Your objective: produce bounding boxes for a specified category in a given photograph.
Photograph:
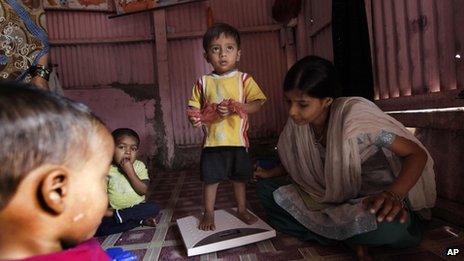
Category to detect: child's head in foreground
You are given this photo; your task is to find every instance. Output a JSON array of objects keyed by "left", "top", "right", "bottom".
[
  {"left": 112, "top": 128, "right": 140, "bottom": 165},
  {"left": 0, "top": 83, "right": 114, "bottom": 259},
  {"left": 203, "top": 23, "right": 241, "bottom": 75}
]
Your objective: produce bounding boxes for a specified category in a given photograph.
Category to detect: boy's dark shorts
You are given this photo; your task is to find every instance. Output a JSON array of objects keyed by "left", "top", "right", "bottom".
[{"left": 200, "top": 146, "right": 253, "bottom": 184}]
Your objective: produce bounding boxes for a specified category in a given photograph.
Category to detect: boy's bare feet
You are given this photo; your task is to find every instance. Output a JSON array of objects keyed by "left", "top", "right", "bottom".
[
  {"left": 198, "top": 211, "right": 215, "bottom": 231},
  {"left": 237, "top": 209, "right": 258, "bottom": 225},
  {"left": 355, "top": 245, "right": 373, "bottom": 261},
  {"left": 142, "top": 217, "right": 157, "bottom": 227}
]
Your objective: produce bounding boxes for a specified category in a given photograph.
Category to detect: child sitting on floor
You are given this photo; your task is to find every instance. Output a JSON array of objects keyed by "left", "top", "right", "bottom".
[
  {"left": 0, "top": 83, "right": 113, "bottom": 260},
  {"left": 96, "top": 128, "right": 159, "bottom": 236}
]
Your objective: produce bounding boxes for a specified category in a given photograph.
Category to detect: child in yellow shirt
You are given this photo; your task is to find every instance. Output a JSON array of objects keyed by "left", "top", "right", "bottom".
[{"left": 188, "top": 23, "right": 267, "bottom": 231}]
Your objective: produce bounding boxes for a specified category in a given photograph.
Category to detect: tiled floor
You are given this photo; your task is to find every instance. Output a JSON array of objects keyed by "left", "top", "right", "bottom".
[{"left": 96, "top": 171, "right": 464, "bottom": 260}]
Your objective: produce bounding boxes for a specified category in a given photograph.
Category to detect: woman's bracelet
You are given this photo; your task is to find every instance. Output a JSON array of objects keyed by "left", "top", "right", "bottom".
[
  {"left": 30, "top": 64, "right": 51, "bottom": 81},
  {"left": 382, "top": 190, "right": 406, "bottom": 208}
]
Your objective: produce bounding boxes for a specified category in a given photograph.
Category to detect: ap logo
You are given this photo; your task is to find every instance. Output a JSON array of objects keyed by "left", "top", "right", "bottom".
[{"left": 446, "top": 248, "right": 460, "bottom": 256}]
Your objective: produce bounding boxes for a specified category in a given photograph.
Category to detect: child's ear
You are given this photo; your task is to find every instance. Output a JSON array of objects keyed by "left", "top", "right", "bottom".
[
  {"left": 237, "top": 49, "right": 241, "bottom": 62},
  {"left": 38, "top": 167, "right": 69, "bottom": 215}
]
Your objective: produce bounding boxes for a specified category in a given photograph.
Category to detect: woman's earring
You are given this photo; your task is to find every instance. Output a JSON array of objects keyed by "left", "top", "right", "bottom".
[{"left": 326, "top": 98, "right": 333, "bottom": 107}]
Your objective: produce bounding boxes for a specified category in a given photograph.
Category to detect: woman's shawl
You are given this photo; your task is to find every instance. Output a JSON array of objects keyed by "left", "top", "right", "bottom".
[
  {"left": 277, "top": 97, "right": 436, "bottom": 211},
  {"left": 0, "top": 0, "right": 49, "bottom": 82}
]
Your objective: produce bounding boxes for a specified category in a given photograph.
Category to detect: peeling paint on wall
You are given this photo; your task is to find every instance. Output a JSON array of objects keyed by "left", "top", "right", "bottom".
[
  {"left": 63, "top": 88, "right": 157, "bottom": 166},
  {"left": 151, "top": 83, "right": 171, "bottom": 170},
  {"left": 110, "top": 82, "right": 156, "bottom": 101}
]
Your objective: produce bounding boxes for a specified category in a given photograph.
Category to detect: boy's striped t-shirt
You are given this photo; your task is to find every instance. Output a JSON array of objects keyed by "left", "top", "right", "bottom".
[{"left": 188, "top": 70, "right": 266, "bottom": 147}]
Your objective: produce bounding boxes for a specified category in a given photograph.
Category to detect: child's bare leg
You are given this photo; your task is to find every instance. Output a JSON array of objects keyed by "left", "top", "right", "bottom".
[
  {"left": 199, "top": 182, "right": 219, "bottom": 231},
  {"left": 105, "top": 207, "right": 114, "bottom": 217},
  {"left": 232, "top": 181, "right": 258, "bottom": 225}
]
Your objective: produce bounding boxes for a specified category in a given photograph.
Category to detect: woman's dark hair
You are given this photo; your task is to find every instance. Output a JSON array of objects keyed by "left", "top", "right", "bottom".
[
  {"left": 203, "top": 23, "right": 241, "bottom": 51},
  {"left": 112, "top": 128, "right": 140, "bottom": 146},
  {"left": 283, "top": 55, "right": 342, "bottom": 98},
  {"left": 0, "top": 82, "right": 106, "bottom": 210}
]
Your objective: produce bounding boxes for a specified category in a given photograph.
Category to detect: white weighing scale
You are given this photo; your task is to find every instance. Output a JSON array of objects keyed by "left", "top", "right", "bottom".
[{"left": 176, "top": 208, "right": 276, "bottom": 257}]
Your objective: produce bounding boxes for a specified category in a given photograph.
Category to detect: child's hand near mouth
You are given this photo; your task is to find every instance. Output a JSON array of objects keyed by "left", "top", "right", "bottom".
[{"left": 119, "top": 157, "right": 135, "bottom": 176}]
